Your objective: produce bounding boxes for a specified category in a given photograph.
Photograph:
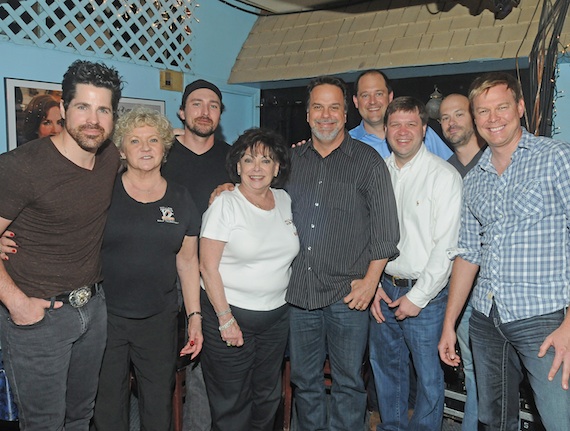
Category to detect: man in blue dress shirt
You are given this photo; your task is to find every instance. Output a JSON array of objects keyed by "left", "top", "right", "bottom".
[{"left": 349, "top": 69, "right": 452, "bottom": 160}]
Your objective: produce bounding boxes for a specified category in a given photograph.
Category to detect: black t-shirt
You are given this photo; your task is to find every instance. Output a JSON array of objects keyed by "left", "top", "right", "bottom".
[
  {"left": 161, "top": 138, "right": 231, "bottom": 216},
  {"left": 101, "top": 175, "right": 201, "bottom": 318}
]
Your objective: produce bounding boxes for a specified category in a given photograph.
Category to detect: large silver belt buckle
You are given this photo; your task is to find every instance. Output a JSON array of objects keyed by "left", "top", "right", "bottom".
[{"left": 68, "top": 286, "right": 92, "bottom": 308}]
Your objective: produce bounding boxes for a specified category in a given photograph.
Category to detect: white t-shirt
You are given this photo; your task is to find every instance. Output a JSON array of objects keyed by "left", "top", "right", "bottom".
[{"left": 200, "top": 186, "right": 300, "bottom": 311}]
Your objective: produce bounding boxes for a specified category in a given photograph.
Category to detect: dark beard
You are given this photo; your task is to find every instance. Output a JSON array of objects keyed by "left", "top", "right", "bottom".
[
  {"left": 66, "top": 124, "right": 108, "bottom": 152},
  {"left": 447, "top": 128, "right": 474, "bottom": 148},
  {"left": 188, "top": 125, "right": 215, "bottom": 138},
  {"left": 185, "top": 117, "right": 215, "bottom": 138}
]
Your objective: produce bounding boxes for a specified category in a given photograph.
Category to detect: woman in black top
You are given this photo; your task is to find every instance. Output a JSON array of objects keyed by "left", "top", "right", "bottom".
[{"left": 93, "top": 108, "right": 202, "bottom": 431}]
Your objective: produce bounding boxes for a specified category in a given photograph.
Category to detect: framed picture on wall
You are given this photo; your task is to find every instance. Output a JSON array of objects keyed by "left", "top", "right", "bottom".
[
  {"left": 5, "top": 77, "right": 166, "bottom": 151},
  {"left": 5, "top": 78, "right": 63, "bottom": 151}
]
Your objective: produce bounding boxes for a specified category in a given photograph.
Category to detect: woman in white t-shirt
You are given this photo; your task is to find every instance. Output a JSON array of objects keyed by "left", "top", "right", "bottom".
[{"left": 200, "top": 128, "right": 299, "bottom": 431}]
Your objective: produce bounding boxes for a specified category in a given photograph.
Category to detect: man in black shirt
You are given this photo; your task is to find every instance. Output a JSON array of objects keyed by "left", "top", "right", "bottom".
[
  {"left": 161, "top": 79, "right": 230, "bottom": 431},
  {"left": 162, "top": 79, "right": 231, "bottom": 216},
  {"left": 441, "top": 94, "right": 486, "bottom": 178},
  {"left": 437, "top": 93, "right": 486, "bottom": 431}
]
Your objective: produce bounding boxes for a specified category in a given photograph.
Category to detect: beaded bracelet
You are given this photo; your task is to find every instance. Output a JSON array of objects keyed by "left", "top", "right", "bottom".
[
  {"left": 216, "top": 307, "right": 232, "bottom": 317},
  {"left": 187, "top": 311, "right": 202, "bottom": 320},
  {"left": 218, "top": 317, "right": 236, "bottom": 332}
]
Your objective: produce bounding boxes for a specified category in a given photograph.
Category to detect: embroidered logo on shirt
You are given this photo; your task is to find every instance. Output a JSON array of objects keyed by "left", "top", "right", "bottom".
[
  {"left": 285, "top": 218, "right": 298, "bottom": 236},
  {"left": 157, "top": 206, "right": 179, "bottom": 224}
]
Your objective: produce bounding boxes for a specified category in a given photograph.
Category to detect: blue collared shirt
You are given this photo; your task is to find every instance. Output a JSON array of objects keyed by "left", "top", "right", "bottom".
[
  {"left": 349, "top": 121, "right": 453, "bottom": 160},
  {"left": 456, "top": 129, "right": 570, "bottom": 323}
]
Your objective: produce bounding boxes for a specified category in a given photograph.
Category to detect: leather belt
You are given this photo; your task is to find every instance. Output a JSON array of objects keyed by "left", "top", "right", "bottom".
[
  {"left": 387, "top": 275, "right": 417, "bottom": 288},
  {"left": 52, "top": 283, "right": 98, "bottom": 308}
]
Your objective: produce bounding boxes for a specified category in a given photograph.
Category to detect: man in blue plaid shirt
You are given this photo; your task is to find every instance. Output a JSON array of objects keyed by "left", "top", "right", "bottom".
[{"left": 438, "top": 72, "right": 570, "bottom": 431}]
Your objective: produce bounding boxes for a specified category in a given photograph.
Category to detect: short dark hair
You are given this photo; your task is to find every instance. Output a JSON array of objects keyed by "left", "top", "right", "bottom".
[
  {"left": 22, "top": 94, "right": 61, "bottom": 142},
  {"left": 61, "top": 60, "right": 123, "bottom": 120},
  {"left": 354, "top": 69, "right": 393, "bottom": 96},
  {"left": 306, "top": 76, "right": 348, "bottom": 112},
  {"left": 468, "top": 72, "right": 523, "bottom": 106},
  {"left": 384, "top": 96, "right": 428, "bottom": 126},
  {"left": 226, "top": 128, "right": 291, "bottom": 188}
]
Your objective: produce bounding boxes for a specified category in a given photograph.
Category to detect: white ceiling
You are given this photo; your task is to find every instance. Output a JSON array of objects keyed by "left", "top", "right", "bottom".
[{"left": 234, "top": 0, "right": 350, "bottom": 14}]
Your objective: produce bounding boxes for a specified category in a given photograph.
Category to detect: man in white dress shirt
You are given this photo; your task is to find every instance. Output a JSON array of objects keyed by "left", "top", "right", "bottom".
[{"left": 369, "top": 96, "right": 463, "bottom": 431}]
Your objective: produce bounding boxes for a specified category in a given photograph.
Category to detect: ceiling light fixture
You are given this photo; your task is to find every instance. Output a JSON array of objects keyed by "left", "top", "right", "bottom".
[{"left": 494, "top": 0, "right": 520, "bottom": 19}]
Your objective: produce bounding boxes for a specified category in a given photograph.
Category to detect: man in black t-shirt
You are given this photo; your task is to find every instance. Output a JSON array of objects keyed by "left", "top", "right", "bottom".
[
  {"left": 161, "top": 79, "right": 230, "bottom": 431},
  {"left": 162, "top": 79, "right": 230, "bottom": 215}
]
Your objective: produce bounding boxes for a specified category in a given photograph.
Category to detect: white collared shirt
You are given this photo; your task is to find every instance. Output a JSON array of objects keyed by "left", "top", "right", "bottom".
[{"left": 385, "top": 144, "right": 463, "bottom": 308}]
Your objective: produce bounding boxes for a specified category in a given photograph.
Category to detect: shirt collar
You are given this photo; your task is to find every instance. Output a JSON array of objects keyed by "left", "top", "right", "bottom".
[
  {"left": 298, "top": 130, "right": 354, "bottom": 158},
  {"left": 386, "top": 142, "right": 427, "bottom": 171},
  {"left": 352, "top": 121, "right": 374, "bottom": 138},
  {"left": 477, "top": 127, "right": 530, "bottom": 173},
  {"left": 518, "top": 128, "right": 536, "bottom": 150}
]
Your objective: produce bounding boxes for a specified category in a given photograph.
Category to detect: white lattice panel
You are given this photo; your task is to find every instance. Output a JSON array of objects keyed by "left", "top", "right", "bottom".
[{"left": 0, "top": 0, "right": 195, "bottom": 71}]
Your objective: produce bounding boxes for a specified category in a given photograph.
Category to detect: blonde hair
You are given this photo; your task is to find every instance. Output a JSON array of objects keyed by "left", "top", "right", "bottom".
[
  {"left": 113, "top": 107, "right": 174, "bottom": 164},
  {"left": 468, "top": 72, "right": 523, "bottom": 106}
]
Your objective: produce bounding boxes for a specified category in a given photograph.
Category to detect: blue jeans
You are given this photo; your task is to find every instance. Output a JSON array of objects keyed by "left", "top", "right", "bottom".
[
  {"left": 456, "top": 303, "right": 478, "bottom": 431},
  {"left": 0, "top": 288, "right": 107, "bottom": 431},
  {"left": 289, "top": 300, "right": 369, "bottom": 431},
  {"left": 470, "top": 305, "right": 570, "bottom": 431},
  {"left": 369, "top": 277, "right": 447, "bottom": 431}
]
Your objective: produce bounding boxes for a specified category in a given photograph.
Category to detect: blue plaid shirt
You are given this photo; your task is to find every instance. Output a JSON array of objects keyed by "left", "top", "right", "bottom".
[{"left": 456, "top": 129, "right": 570, "bottom": 323}]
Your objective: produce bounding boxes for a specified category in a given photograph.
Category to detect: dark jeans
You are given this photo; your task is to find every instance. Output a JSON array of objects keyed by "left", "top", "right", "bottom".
[
  {"left": 369, "top": 277, "right": 447, "bottom": 431},
  {"left": 456, "top": 303, "right": 478, "bottom": 431},
  {"left": 470, "top": 305, "right": 570, "bottom": 431},
  {"left": 0, "top": 288, "right": 107, "bottom": 431},
  {"left": 93, "top": 304, "right": 178, "bottom": 431},
  {"left": 289, "top": 300, "right": 369, "bottom": 431},
  {"left": 183, "top": 359, "right": 211, "bottom": 431},
  {"left": 201, "top": 291, "right": 289, "bottom": 431}
]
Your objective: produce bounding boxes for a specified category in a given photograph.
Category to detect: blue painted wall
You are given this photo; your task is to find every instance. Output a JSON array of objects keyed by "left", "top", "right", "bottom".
[
  {"left": 554, "top": 58, "right": 570, "bottom": 142},
  {"left": 0, "top": 1, "right": 259, "bottom": 153}
]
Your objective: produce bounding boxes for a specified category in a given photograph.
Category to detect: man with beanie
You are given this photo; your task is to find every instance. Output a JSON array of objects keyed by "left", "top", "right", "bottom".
[
  {"left": 162, "top": 79, "right": 230, "bottom": 431},
  {"left": 163, "top": 79, "right": 230, "bottom": 216}
]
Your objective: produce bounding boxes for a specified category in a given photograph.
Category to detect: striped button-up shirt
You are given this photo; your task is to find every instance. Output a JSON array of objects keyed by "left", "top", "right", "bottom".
[
  {"left": 457, "top": 129, "right": 570, "bottom": 323},
  {"left": 285, "top": 132, "right": 400, "bottom": 310}
]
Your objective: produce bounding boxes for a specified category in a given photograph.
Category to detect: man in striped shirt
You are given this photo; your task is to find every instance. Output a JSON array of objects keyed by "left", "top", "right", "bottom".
[{"left": 285, "top": 76, "right": 400, "bottom": 431}]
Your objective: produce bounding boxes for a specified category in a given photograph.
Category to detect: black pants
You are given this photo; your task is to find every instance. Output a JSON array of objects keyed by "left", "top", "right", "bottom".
[
  {"left": 93, "top": 305, "right": 178, "bottom": 431},
  {"left": 200, "top": 290, "right": 289, "bottom": 431}
]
